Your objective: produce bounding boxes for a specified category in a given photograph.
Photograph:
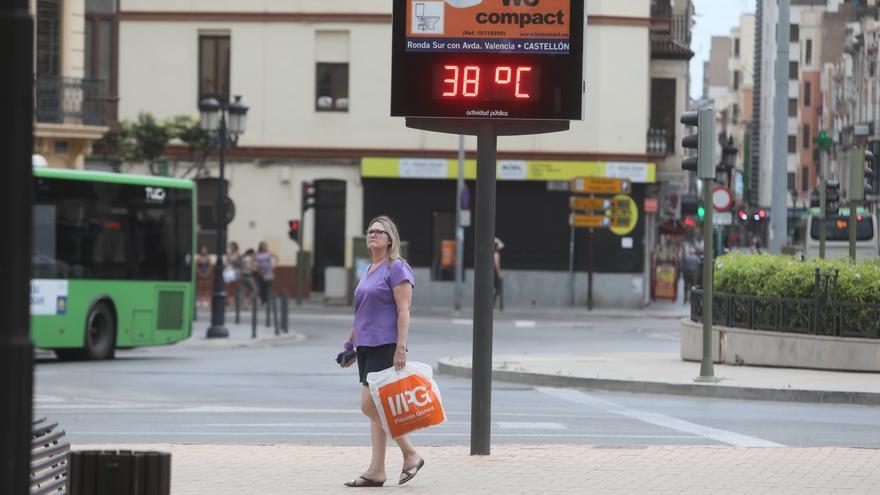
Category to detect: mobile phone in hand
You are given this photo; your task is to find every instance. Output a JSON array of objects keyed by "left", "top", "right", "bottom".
[{"left": 336, "top": 349, "right": 356, "bottom": 366}]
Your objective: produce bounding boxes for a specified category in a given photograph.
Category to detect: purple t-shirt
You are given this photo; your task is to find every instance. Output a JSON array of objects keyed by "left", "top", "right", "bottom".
[{"left": 353, "top": 259, "right": 415, "bottom": 348}]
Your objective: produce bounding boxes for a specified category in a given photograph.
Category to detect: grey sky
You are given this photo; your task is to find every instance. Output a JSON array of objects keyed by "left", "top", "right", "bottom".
[{"left": 689, "top": 0, "right": 756, "bottom": 100}]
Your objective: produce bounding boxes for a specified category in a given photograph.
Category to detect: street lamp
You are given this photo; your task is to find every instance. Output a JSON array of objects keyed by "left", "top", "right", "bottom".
[{"left": 199, "top": 95, "right": 249, "bottom": 338}]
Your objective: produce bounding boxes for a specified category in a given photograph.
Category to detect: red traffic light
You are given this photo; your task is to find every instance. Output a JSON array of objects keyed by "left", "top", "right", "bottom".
[
  {"left": 738, "top": 210, "right": 748, "bottom": 221},
  {"left": 288, "top": 219, "right": 301, "bottom": 243},
  {"left": 758, "top": 209, "right": 766, "bottom": 219},
  {"left": 683, "top": 217, "right": 696, "bottom": 227},
  {"left": 857, "top": 214, "right": 863, "bottom": 221}
]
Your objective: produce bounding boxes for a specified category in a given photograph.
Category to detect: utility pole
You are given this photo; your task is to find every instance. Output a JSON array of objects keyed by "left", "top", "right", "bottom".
[
  {"left": 0, "top": 1, "right": 35, "bottom": 493},
  {"left": 770, "top": 0, "right": 790, "bottom": 254}
]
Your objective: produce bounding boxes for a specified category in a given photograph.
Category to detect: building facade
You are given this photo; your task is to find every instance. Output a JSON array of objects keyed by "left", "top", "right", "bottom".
[
  {"left": 109, "top": 0, "right": 694, "bottom": 308},
  {"left": 30, "top": 0, "right": 114, "bottom": 169}
]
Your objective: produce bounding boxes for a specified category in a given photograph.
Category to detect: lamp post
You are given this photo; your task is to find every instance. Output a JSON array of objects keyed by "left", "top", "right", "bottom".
[{"left": 199, "top": 95, "right": 249, "bottom": 338}]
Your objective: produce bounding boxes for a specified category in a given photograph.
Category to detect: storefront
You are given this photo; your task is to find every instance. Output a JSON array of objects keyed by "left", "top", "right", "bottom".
[{"left": 361, "top": 157, "right": 656, "bottom": 308}]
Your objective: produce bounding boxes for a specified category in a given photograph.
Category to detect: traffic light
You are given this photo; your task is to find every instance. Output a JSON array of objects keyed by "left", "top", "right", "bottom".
[
  {"left": 737, "top": 209, "right": 748, "bottom": 222},
  {"left": 301, "top": 181, "right": 316, "bottom": 213},
  {"left": 826, "top": 179, "right": 840, "bottom": 216},
  {"left": 288, "top": 219, "right": 301, "bottom": 244},
  {"left": 680, "top": 107, "right": 716, "bottom": 179},
  {"left": 849, "top": 147, "right": 874, "bottom": 201},
  {"left": 696, "top": 205, "right": 705, "bottom": 219}
]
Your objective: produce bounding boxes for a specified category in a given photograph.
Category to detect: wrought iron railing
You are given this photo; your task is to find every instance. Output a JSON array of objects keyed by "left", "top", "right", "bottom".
[
  {"left": 690, "top": 268, "right": 880, "bottom": 339},
  {"left": 35, "top": 76, "right": 108, "bottom": 127},
  {"left": 647, "top": 128, "right": 672, "bottom": 155}
]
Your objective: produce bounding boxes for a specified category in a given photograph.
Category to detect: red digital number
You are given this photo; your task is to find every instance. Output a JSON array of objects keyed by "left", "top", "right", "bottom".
[
  {"left": 463, "top": 66, "right": 480, "bottom": 97},
  {"left": 441, "top": 64, "right": 533, "bottom": 99},
  {"left": 442, "top": 65, "right": 459, "bottom": 97}
]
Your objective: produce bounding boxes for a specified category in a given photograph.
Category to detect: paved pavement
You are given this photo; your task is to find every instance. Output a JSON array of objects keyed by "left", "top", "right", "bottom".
[
  {"left": 60, "top": 302, "right": 880, "bottom": 493},
  {"left": 75, "top": 443, "right": 880, "bottom": 494}
]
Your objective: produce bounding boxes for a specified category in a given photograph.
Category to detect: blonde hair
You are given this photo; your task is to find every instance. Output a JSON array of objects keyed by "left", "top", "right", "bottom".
[{"left": 368, "top": 215, "right": 403, "bottom": 266}]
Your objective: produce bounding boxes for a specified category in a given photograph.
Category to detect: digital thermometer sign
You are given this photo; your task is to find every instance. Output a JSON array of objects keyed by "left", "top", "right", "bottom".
[{"left": 391, "top": 0, "right": 584, "bottom": 120}]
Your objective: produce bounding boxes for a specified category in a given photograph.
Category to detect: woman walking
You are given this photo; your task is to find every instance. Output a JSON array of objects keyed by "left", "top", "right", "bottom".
[
  {"left": 254, "top": 241, "right": 278, "bottom": 306},
  {"left": 341, "top": 216, "right": 424, "bottom": 487}
]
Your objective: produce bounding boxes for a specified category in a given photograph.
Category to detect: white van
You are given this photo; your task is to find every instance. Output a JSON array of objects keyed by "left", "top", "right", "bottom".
[{"left": 803, "top": 211, "right": 878, "bottom": 260}]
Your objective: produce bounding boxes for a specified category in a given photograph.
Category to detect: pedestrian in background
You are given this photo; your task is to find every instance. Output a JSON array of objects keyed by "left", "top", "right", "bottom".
[
  {"left": 240, "top": 248, "right": 257, "bottom": 309},
  {"left": 493, "top": 238, "right": 504, "bottom": 311},
  {"left": 196, "top": 246, "right": 212, "bottom": 308},
  {"left": 225, "top": 241, "right": 242, "bottom": 306},
  {"left": 341, "top": 215, "right": 424, "bottom": 487},
  {"left": 255, "top": 241, "right": 278, "bottom": 305}
]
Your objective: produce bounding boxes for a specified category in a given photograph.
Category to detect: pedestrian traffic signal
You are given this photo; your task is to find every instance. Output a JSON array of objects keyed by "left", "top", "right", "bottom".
[
  {"left": 288, "top": 219, "right": 301, "bottom": 244},
  {"left": 826, "top": 179, "right": 840, "bottom": 216},
  {"left": 849, "top": 147, "right": 874, "bottom": 201},
  {"left": 680, "top": 107, "right": 716, "bottom": 179},
  {"left": 302, "top": 181, "right": 316, "bottom": 213}
]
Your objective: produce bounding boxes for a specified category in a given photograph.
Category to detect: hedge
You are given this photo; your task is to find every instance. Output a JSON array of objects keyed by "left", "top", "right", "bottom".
[{"left": 713, "top": 253, "right": 880, "bottom": 304}]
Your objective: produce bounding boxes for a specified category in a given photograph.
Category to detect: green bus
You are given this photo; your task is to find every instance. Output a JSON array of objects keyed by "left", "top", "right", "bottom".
[{"left": 31, "top": 168, "right": 196, "bottom": 359}]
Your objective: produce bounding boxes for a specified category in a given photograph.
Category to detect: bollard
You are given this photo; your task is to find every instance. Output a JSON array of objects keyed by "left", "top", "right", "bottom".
[
  {"left": 251, "top": 295, "right": 258, "bottom": 339},
  {"left": 271, "top": 293, "right": 280, "bottom": 336},
  {"left": 281, "top": 292, "right": 289, "bottom": 333},
  {"left": 69, "top": 450, "right": 171, "bottom": 495},
  {"left": 234, "top": 285, "right": 242, "bottom": 324},
  {"left": 265, "top": 294, "right": 271, "bottom": 328}
]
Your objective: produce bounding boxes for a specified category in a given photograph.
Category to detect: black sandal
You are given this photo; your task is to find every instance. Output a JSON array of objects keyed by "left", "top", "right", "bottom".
[
  {"left": 398, "top": 458, "right": 425, "bottom": 485},
  {"left": 344, "top": 476, "right": 385, "bottom": 487}
]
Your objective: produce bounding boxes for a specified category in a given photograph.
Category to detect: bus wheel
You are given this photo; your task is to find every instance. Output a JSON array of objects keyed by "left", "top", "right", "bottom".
[{"left": 84, "top": 302, "right": 116, "bottom": 360}]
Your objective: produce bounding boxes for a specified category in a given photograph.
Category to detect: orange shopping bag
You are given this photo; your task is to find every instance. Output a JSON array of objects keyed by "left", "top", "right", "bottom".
[{"left": 366, "top": 361, "right": 446, "bottom": 439}]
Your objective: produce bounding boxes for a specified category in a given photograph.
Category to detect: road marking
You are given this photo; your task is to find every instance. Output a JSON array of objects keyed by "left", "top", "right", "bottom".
[
  {"left": 452, "top": 319, "right": 472, "bottom": 325},
  {"left": 536, "top": 387, "right": 786, "bottom": 448},
  {"left": 514, "top": 321, "right": 537, "bottom": 328},
  {"left": 495, "top": 421, "right": 564, "bottom": 430},
  {"left": 204, "top": 421, "right": 567, "bottom": 430},
  {"left": 69, "top": 431, "right": 695, "bottom": 439}
]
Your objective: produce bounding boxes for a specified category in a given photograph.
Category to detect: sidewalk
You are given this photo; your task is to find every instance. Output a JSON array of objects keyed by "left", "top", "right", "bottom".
[
  {"left": 75, "top": 443, "right": 880, "bottom": 494},
  {"left": 181, "top": 309, "right": 305, "bottom": 349},
  {"left": 438, "top": 351, "right": 880, "bottom": 405}
]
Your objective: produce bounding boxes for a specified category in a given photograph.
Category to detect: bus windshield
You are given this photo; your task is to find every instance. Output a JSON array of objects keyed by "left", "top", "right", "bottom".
[{"left": 809, "top": 215, "right": 874, "bottom": 241}]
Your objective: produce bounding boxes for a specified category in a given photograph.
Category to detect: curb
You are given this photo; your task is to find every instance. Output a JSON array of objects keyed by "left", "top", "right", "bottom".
[
  {"left": 175, "top": 331, "right": 306, "bottom": 350},
  {"left": 437, "top": 359, "right": 880, "bottom": 406}
]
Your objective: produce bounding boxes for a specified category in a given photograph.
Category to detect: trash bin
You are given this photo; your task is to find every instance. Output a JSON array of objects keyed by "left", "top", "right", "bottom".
[{"left": 69, "top": 450, "right": 171, "bottom": 495}]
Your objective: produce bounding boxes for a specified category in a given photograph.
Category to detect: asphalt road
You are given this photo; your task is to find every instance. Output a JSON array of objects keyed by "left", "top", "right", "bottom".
[{"left": 33, "top": 311, "right": 880, "bottom": 449}]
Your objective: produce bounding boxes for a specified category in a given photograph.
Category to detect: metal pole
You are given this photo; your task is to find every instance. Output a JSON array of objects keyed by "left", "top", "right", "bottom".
[
  {"left": 696, "top": 178, "right": 717, "bottom": 381},
  {"left": 207, "top": 109, "right": 229, "bottom": 338},
  {"left": 251, "top": 296, "right": 258, "bottom": 339},
  {"left": 819, "top": 150, "right": 827, "bottom": 259},
  {"left": 769, "top": 0, "right": 791, "bottom": 254},
  {"left": 234, "top": 285, "right": 242, "bottom": 324},
  {"left": 471, "top": 121, "right": 496, "bottom": 456},
  {"left": 587, "top": 228, "right": 594, "bottom": 310},
  {"left": 850, "top": 198, "right": 858, "bottom": 262},
  {"left": 0, "top": 1, "right": 34, "bottom": 492},
  {"left": 281, "top": 292, "right": 289, "bottom": 333},
  {"left": 568, "top": 222, "right": 575, "bottom": 306},
  {"left": 455, "top": 135, "right": 465, "bottom": 312}
]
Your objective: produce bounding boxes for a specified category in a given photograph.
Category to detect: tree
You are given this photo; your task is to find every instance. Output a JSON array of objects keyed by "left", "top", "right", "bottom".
[{"left": 94, "top": 112, "right": 213, "bottom": 177}]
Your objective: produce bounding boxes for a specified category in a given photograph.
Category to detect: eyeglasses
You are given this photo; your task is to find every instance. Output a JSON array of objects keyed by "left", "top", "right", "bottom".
[{"left": 366, "top": 229, "right": 388, "bottom": 237}]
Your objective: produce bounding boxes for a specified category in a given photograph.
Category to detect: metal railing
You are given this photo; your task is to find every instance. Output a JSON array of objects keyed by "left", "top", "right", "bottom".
[
  {"left": 35, "top": 76, "right": 109, "bottom": 127},
  {"left": 690, "top": 268, "right": 880, "bottom": 339},
  {"left": 647, "top": 128, "right": 672, "bottom": 155}
]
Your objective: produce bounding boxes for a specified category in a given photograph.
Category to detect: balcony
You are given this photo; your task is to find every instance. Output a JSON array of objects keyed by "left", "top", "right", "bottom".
[
  {"left": 35, "top": 77, "right": 111, "bottom": 127},
  {"left": 648, "top": 128, "right": 673, "bottom": 156}
]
